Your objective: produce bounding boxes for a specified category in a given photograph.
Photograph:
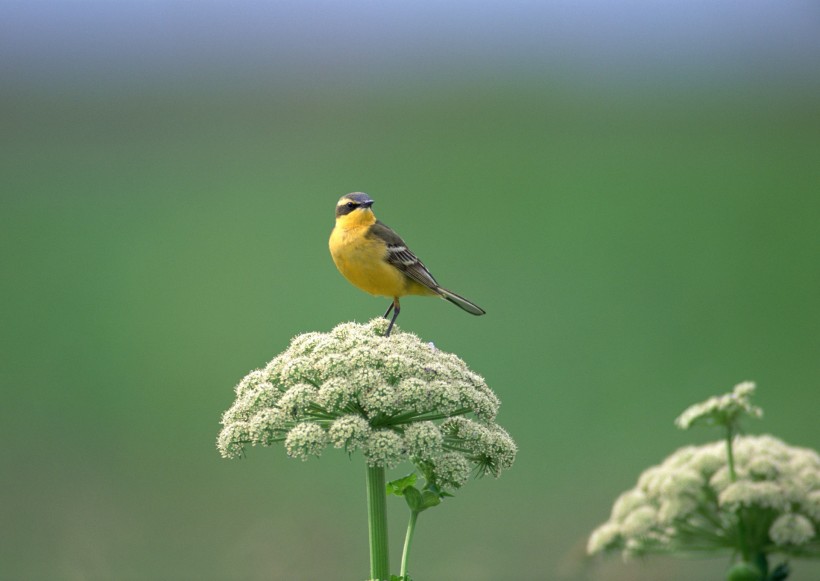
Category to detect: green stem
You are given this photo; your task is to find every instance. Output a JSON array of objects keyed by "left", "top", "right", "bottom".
[
  {"left": 726, "top": 427, "right": 750, "bottom": 562},
  {"left": 366, "top": 465, "right": 390, "bottom": 581},
  {"left": 726, "top": 426, "right": 737, "bottom": 482},
  {"left": 400, "top": 510, "right": 419, "bottom": 579}
]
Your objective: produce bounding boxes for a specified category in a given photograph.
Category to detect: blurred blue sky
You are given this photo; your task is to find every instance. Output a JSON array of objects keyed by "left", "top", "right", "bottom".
[{"left": 2, "top": 0, "right": 819, "bottom": 88}]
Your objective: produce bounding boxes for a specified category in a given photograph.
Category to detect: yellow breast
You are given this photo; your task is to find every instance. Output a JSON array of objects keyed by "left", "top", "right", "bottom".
[{"left": 329, "top": 224, "right": 410, "bottom": 298}]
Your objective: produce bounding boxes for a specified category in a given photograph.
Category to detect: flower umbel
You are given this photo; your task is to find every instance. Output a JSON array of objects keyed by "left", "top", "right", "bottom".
[
  {"left": 589, "top": 382, "right": 820, "bottom": 581},
  {"left": 675, "top": 381, "right": 763, "bottom": 431},
  {"left": 217, "top": 319, "right": 515, "bottom": 490},
  {"left": 587, "top": 435, "right": 820, "bottom": 559}
]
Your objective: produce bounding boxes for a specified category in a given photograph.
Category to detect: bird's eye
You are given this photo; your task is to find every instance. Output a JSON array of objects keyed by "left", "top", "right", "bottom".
[{"left": 347, "top": 202, "right": 355, "bottom": 209}]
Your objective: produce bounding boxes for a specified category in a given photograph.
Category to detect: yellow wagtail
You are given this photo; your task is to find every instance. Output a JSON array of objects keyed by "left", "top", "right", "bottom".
[{"left": 329, "top": 192, "right": 485, "bottom": 336}]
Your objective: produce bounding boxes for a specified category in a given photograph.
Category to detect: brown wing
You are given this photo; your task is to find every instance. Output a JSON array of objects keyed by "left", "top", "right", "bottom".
[{"left": 367, "top": 220, "right": 440, "bottom": 291}]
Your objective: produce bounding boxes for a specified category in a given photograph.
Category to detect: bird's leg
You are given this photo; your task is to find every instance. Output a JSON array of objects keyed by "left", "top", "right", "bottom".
[
  {"left": 383, "top": 301, "right": 394, "bottom": 319},
  {"left": 385, "top": 298, "right": 400, "bottom": 337}
]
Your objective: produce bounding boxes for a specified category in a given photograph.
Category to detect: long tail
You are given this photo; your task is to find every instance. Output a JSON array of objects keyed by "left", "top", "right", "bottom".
[{"left": 437, "top": 287, "right": 486, "bottom": 316}]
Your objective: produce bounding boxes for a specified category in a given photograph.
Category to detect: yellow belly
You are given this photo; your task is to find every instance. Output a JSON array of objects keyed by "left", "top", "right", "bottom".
[{"left": 329, "top": 226, "right": 434, "bottom": 298}]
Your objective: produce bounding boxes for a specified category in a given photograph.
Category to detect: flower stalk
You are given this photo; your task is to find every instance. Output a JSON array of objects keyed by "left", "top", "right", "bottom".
[
  {"left": 366, "top": 465, "right": 390, "bottom": 581},
  {"left": 725, "top": 424, "right": 751, "bottom": 563},
  {"left": 400, "top": 509, "right": 419, "bottom": 578}
]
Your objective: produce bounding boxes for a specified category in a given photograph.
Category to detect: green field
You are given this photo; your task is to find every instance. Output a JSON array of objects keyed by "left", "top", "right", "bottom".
[{"left": 2, "top": 78, "right": 819, "bottom": 579}]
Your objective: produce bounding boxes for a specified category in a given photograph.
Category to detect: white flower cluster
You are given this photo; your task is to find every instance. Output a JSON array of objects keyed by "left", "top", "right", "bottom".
[
  {"left": 675, "top": 381, "right": 763, "bottom": 430},
  {"left": 588, "top": 435, "right": 820, "bottom": 558},
  {"left": 217, "top": 319, "right": 516, "bottom": 489}
]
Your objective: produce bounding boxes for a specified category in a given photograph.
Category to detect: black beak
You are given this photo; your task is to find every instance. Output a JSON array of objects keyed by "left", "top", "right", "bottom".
[{"left": 362, "top": 200, "right": 374, "bottom": 208}]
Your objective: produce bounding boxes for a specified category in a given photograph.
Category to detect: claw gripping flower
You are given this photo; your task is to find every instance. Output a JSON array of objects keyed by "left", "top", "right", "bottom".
[{"left": 217, "top": 319, "right": 516, "bottom": 490}]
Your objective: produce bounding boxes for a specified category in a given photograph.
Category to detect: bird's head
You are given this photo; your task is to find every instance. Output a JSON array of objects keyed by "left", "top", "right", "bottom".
[{"left": 335, "top": 192, "right": 376, "bottom": 226}]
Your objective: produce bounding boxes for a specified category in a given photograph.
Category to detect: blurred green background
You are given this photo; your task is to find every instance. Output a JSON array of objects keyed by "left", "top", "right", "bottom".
[{"left": 2, "top": 2, "right": 819, "bottom": 580}]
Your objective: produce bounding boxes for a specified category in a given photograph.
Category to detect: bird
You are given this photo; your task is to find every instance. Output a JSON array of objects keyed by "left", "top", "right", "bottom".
[{"left": 329, "top": 192, "right": 485, "bottom": 336}]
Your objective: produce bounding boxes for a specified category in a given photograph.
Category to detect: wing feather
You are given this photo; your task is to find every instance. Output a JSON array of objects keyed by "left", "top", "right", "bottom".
[{"left": 367, "top": 221, "right": 440, "bottom": 291}]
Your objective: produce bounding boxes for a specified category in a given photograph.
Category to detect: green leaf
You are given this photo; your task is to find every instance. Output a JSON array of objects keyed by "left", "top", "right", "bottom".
[
  {"left": 768, "top": 562, "right": 790, "bottom": 581},
  {"left": 419, "top": 490, "right": 442, "bottom": 511},
  {"left": 727, "top": 561, "right": 764, "bottom": 581},
  {"left": 386, "top": 473, "right": 417, "bottom": 496},
  {"left": 422, "top": 481, "right": 454, "bottom": 499},
  {"left": 403, "top": 486, "right": 424, "bottom": 512}
]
